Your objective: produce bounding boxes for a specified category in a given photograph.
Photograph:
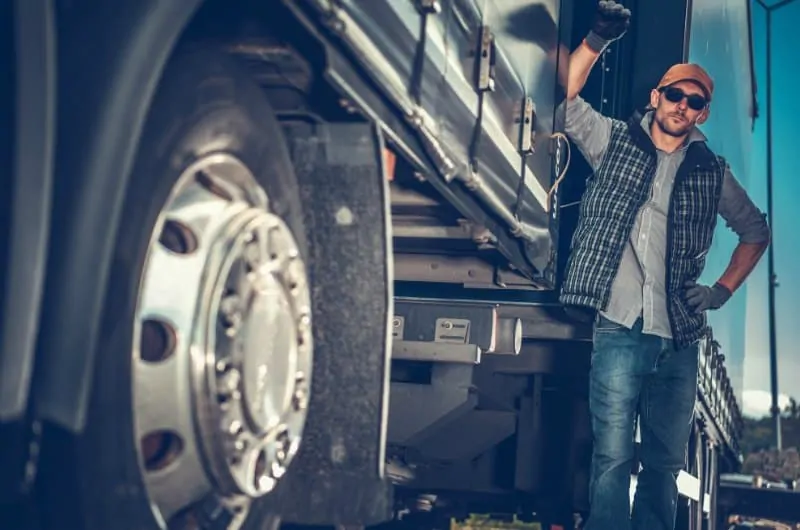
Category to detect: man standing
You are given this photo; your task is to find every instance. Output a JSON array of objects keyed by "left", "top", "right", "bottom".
[{"left": 559, "top": 2, "right": 771, "bottom": 529}]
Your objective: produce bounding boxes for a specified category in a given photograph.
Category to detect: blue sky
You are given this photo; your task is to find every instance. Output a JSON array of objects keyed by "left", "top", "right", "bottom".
[
  {"left": 743, "top": 0, "right": 800, "bottom": 416},
  {"left": 689, "top": 0, "right": 800, "bottom": 417}
]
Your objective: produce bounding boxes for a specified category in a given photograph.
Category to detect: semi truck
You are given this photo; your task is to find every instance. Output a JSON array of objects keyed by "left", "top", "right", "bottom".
[{"left": 0, "top": 0, "right": 754, "bottom": 529}]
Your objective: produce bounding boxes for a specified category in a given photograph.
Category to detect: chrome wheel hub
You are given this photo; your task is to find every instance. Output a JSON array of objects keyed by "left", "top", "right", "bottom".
[{"left": 133, "top": 154, "right": 312, "bottom": 526}]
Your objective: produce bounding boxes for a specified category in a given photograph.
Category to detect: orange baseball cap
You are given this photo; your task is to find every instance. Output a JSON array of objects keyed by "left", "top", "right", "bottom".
[{"left": 656, "top": 63, "right": 714, "bottom": 101}]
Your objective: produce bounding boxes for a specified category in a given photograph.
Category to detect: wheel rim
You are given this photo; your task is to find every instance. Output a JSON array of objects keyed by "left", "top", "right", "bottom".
[{"left": 132, "top": 153, "right": 312, "bottom": 526}]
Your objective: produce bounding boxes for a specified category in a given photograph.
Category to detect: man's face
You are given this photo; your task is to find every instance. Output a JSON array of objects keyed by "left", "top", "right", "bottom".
[{"left": 649, "top": 80, "right": 709, "bottom": 138}]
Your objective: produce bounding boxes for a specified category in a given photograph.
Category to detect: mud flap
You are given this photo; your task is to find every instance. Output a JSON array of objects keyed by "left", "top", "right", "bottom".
[{"left": 265, "top": 118, "right": 394, "bottom": 526}]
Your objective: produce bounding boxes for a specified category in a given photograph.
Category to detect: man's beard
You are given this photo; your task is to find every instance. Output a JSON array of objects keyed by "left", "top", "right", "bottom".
[{"left": 655, "top": 112, "right": 693, "bottom": 137}]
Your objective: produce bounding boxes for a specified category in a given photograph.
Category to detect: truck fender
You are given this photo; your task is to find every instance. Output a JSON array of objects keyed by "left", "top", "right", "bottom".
[
  {"left": 0, "top": 0, "right": 56, "bottom": 422},
  {"left": 32, "top": 0, "right": 204, "bottom": 432}
]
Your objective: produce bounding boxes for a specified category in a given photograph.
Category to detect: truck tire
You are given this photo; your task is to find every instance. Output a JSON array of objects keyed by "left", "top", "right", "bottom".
[{"left": 36, "top": 43, "right": 312, "bottom": 530}]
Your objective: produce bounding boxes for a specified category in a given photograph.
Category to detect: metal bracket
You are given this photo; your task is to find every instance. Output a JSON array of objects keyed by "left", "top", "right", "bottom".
[
  {"left": 434, "top": 318, "right": 471, "bottom": 344},
  {"left": 519, "top": 97, "right": 536, "bottom": 154},
  {"left": 417, "top": 0, "right": 441, "bottom": 14},
  {"left": 392, "top": 315, "right": 405, "bottom": 340},
  {"left": 477, "top": 25, "right": 496, "bottom": 92},
  {"left": 393, "top": 300, "right": 522, "bottom": 356}
]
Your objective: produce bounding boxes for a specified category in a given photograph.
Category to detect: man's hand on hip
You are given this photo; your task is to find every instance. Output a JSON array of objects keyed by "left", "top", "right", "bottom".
[
  {"left": 684, "top": 281, "right": 733, "bottom": 313},
  {"left": 585, "top": 1, "right": 632, "bottom": 52}
]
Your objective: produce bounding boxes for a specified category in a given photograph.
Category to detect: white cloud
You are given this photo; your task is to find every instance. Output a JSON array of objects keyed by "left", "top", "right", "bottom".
[{"left": 741, "top": 389, "right": 793, "bottom": 418}]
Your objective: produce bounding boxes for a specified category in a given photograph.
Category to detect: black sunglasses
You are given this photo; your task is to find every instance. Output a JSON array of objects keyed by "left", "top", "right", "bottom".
[{"left": 660, "top": 86, "right": 708, "bottom": 111}]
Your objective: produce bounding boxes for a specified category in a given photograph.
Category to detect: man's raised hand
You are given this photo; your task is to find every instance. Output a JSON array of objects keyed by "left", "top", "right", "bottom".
[{"left": 585, "top": 1, "right": 632, "bottom": 52}]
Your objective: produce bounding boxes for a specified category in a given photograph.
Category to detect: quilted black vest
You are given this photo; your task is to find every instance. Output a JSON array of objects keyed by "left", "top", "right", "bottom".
[{"left": 560, "top": 111, "right": 726, "bottom": 349}]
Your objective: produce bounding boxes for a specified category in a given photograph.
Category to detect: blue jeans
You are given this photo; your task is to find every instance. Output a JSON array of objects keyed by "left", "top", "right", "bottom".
[{"left": 585, "top": 316, "right": 698, "bottom": 530}]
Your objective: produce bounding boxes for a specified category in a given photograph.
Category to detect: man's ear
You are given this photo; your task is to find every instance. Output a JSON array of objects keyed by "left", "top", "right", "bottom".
[
  {"left": 696, "top": 105, "right": 710, "bottom": 125},
  {"left": 649, "top": 88, "right": 661, "bottom": 109}
]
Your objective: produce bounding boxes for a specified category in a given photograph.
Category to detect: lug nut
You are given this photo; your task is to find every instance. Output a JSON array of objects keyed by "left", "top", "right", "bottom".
[
  {"left": 229, "top": 437, "right": 248, "bottom": 463},
  {"left": 257, "top": 474, "right": 276, "bottom": 492},
  {"left": 219, "top": 294, "right": 242, "bottom": 336},
  {"left": 292, "top": 387, "right": 308, "bottom": 411},
  {"left": 291, "top": 373, "right": 308, "bottom": 411},
  {"left": 291, "top": 372, "right": 309, "bottom": 411},
  {"left": 274, "top": 429, "right": 292, "bottom": 466},
  {"left": 298, "top": 314, "right": 311, "bottom": 334},
  {"left": 244, "top": 239, "right": 262, "bottom": 271},
  {"left": 215, "top": 358, "right": 231, "bottom": 374},
  {"left": 218, "top": 369, "right": 242, "bottom": 400},
  {"left": 284, "top": 259, "right": 303, "bottom": 292},
  {"left": 227, "top": 420, "right": 243, "bottom": 437},
  {"left": 271, "top": 461, "right": 286, "bottom": 479}
]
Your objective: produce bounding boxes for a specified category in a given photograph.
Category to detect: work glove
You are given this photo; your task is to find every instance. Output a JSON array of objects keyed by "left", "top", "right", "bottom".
[
  {"left": 684, "top": 281, "right": 732, "bottom": 314},
  {"left": 585, "top": 1, "right": 632, "bottom": 53}
]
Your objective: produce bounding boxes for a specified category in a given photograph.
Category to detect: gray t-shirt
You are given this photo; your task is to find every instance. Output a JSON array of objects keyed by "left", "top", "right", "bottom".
[{"left": 565, "top": 96, "right": 770, "bottom": 338}]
